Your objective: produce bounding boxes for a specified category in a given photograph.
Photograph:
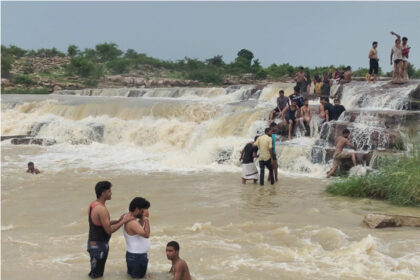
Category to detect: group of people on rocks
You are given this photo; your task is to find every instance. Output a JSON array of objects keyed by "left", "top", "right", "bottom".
[
  {"left": 269, "top": 88, "right": 346, "bottom": 140},
  {"left": 367, "top": 31, "right": 411, "bottom": 83},
  {"left": 87, "top": 181, "right": 191, "bottom": 279},
  {"left": 295, "top": 66, "right": 353, "bottom": 97}
]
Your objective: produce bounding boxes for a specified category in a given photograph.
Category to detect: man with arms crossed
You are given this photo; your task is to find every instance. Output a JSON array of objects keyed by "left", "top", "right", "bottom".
[
  {"left": 166, "top": 241, "right": 191, "bottom": 280},
  {"left": 87, "top": 181, "right": 133, "bottom": 278},
  {"left": 326, "top": 129, "right": 357, "bottom": 178}
]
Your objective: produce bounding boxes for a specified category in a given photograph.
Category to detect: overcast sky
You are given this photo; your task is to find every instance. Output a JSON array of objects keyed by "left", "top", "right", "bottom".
[{"left": 2, "top": 1, "right": 420, "bottom": 71}]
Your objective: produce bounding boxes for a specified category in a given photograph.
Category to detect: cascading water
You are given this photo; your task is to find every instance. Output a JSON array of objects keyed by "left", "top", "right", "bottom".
[{"left": 2, "top": 81, "right": 419, "bottom": 176}]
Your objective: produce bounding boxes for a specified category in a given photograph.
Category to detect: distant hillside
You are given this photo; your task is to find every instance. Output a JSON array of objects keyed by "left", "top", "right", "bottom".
[{"left": 2, "top": 43, "right": 420, "bottom": 93}]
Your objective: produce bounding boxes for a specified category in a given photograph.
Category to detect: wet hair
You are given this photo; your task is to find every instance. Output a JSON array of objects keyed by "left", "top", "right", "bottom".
[
  {"left": 279, "top": 90, "right": 284, "bottom": 94},
  {"left": 303, "top": 98, "right": 309, "bottom": 102},
  {"left": 254, "top": 135, "right": 259, "bottom": 141},
  {"left": 343, "top": 128, "right": 350, "bottom": 135},
  {"left": 372, "top": 41, "right": 377, "bottom": 45},
  {"left": 95, "top": 181, "right": 112, "bottom": 198},
  {"left": 334, "top": 99, "right": 340, "bottom": 103},
  {"left": 299, "top": 66, "right": 304, "bottom": 70},
  {"left": 320, "top": 97, "right": 329, "bottom": 102},
  {"left": 167, "top": 241, "right": 180, "bottom": 251},
  {"left": 28, "top": 161, "right": 34, "bottom": 167},
  {"left": 346, "top": 66, "right": 351, "bottom": 71},
  {"left": 395, "top": 38, "right": 400, "bottom": 43},
  {"left": 291, "top": 99, "right": 297, "bottom": 104},
  {"left": 269, "top": 122, "right": 277, "bottom": 128},
  {"left": 402, "top": 37, "right": 408, "bottom": 41},
  {"left": 129, "top": 197, "right": 150, "bottom": 212},
  {"left": 265, "top": 128, "right": 271, "bottom": 134},
  {"left": 293, "top": 86, "right": 299, "bottom": 92}
]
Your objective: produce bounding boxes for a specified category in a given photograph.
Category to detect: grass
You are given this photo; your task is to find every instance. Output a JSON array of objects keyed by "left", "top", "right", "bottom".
[
  {"left": 326, "top": 147, "right": 420, "bottom": 207},
  {"left": 1, "top": 87, "right": 50, "bottom": 94}
]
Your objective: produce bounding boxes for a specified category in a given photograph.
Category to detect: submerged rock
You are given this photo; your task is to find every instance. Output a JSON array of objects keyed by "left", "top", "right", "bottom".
[
  {"left": 363, "top": 213, "right": 420, "bottom": 228},
  {"left": 10, "top": 137, "right": 56, "bottom": 146}
]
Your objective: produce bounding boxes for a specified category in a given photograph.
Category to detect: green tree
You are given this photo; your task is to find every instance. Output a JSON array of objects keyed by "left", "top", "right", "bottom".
[
  {"left": 1, "top": 52, "right": 14, "bottom": 78},
  {"left": 68, "top": 57, "right": 103, "bottom": 78},
  {"left": 67, "top": 45, "right": 79, "bottom": 57},
  {"left": 8, "top": 45, "right": 27, "bottom": 58},
  {"left": 237, "top": 49, "right": 254, "bottom": 62},
  {"left": 107, "top": 58, "right": 131, "bottom": 74},
  {"left": 124, "top": 49, "right": 138, "bottom": 60},
  {"left": 206, "top": 55, "right": 224, "bottom": 66},
  {"left": 95, "top": 43, "right": 123, "bottom": 62}
]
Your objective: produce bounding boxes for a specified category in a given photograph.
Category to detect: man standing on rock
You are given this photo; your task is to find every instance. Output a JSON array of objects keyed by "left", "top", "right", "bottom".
[
  {"left": 368, "top": 41, "right": 379, "bottom": 83},
  {"left": 326, "top": 129, "right": 357, "bottom": 178},
  {"left": 87, "top": 181, "right": 133, "bottom": 278}
]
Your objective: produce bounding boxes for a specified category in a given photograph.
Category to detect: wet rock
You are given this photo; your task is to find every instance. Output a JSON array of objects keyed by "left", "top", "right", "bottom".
[
  {"left": 1, "top": 135, "right": 27, "bottom": 141},
  {"left": 363, "top": 213, "right": 420, "bottom": 228},
  {"left": 11, "top": 137, "right": 56, "bottom": 146}
]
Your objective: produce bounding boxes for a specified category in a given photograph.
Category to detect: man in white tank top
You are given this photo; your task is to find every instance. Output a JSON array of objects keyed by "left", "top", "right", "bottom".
[{"left": 123, "top": 197, "right": 151, "bottom": 278}]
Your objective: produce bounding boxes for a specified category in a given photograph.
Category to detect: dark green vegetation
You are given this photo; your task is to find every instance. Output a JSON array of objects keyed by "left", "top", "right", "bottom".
[
  {"left": 327, "top": 146, "right": 420, "bottom": 207},
  {"left": 2, "top": 43, "right": 420, "bottom": 91}
]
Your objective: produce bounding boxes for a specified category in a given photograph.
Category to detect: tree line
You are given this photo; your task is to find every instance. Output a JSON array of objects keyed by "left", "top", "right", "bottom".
[{"left": 2, "top": 43, "right": 420, "bottom": 87}]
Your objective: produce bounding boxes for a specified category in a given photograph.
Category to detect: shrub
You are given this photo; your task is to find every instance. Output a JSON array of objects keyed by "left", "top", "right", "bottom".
[
  {"left": 186, "top": 68, "right": 223, "bottom": 85},
  {"left": 68, "top": 57, "right": 103, "bottom": 78},
  {"left": 67, "top": 45, "right": 79, "bottom": 57},
  {"left": 107, "top": 58, "right": 132, "bottom": 74},
  {"left": 1, "top": 54, "right": 14, "bottom": 78},
  {"left": 14, "top": 75, "right": 35, "bottom": 86}
]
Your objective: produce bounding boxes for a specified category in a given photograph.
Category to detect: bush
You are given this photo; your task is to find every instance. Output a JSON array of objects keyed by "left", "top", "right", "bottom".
[
  {"left": 14, "top": 75, "right": 35, "bottom": 86},
  {"left": 68, "top": 57, "right": 103, "bottom": 78},
  {"left": 107, "top": 58, "right": 132, "bottom": 74},
  {"left": 1, "top": 54, "right": 14, "bottom": 78},
  {"left": 186, "top": 68, "right": 224, "bottom": 85}
]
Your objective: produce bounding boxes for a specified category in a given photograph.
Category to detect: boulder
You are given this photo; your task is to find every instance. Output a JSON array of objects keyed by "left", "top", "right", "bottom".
[
  {"left": 363, "top": 213, "right": 420, "bottom": 228},
  {"left": 11, "top": 137, "right": 56, "bottom": 146}
]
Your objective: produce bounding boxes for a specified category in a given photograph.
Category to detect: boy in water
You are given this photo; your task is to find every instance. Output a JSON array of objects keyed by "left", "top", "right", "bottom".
[
  {"left": 166, "top": 241, "right": 191, "bottom": 280},
  {"left": 27, "top": 162, "right": 40, "bottom": 174}
]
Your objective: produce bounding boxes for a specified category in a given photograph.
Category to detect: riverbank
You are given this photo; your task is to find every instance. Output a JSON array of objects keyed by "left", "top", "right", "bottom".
[{"left": 327, "top": 147, "right": 420, "bottom": 206}]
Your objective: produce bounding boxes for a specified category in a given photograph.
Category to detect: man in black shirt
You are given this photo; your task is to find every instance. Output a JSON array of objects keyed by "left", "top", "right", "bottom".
[
  {"left": 332, "top": 99, "right": 346, "bottom": 120},
  {"left": 239, "top": 136, "right": 259, "bottom": 184},
  {"left": 320, "top": 97, "right": 334, "bottom": 122},
  {"left": 289, "top": 86, "right": 305, "bottom": 108}
]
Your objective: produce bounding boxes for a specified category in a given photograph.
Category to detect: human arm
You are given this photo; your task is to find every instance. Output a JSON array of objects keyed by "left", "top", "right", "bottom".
[
  {"left": 281, "top": 104, "right": 289, "bottom": 115},
  {"left": 110, "top": 213, "right": 125, "bottom": 225},
  {"left": 346, "top": 139, "right": 357, "bottom": 150},
  {"left": 325, "top": 108, "right": 330, "bottom": 122},
  {"left": 390, "top": 31, "right": 400, "bottom": 39},
  {"left": 239, "top": 148, "right": 245, "bottom": 161},
  {"left": 97, "top": 207, "right": 133, "bottom": 235},
  {"left": 390, "top": 48, "right": 394, "bottom": 65}
]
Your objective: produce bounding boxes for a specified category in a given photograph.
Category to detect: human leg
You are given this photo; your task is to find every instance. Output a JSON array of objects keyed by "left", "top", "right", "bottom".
[
  {"left": 266, "top": 159, "right": 274, "bottom": 185},
  {"left": 126, "top": 252, "right": 148, "bottom": 279},
  {"left": 87, "top": 241, "right": 109, "bottom": 279},
  {"left": 259, "top": 161, "right": 265, "bottom": 186}
]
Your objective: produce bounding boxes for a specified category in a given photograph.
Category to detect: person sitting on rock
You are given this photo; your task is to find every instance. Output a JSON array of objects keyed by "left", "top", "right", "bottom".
[
  {"left": 326, "top": 128, "right": 357, "bottom": 178},
  {"left": 282, "top": 99, "right": 300, "bottom": 140},
  {"left": 269, "top": 90, "right": 289, "bottom": 123},
  {"left": 27, "top": 162, "right": 40, "bottom": 174},
  {"left": 340, "top": 66, "right": 352, "bottom": 84},
  {"left": 289, "top": 86, "right": 305, "bottom": 108},
  {"left": 331, "top": 99, "right": 346, "bottom": 120}
]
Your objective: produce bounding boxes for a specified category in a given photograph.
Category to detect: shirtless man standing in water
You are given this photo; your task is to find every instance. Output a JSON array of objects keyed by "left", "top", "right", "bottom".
[
  {"left": 326, "top": 129, "right": 357, "bottom": 178},
  {"left": 166, "top": 241, "right": 191, "bottom": 280}
]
